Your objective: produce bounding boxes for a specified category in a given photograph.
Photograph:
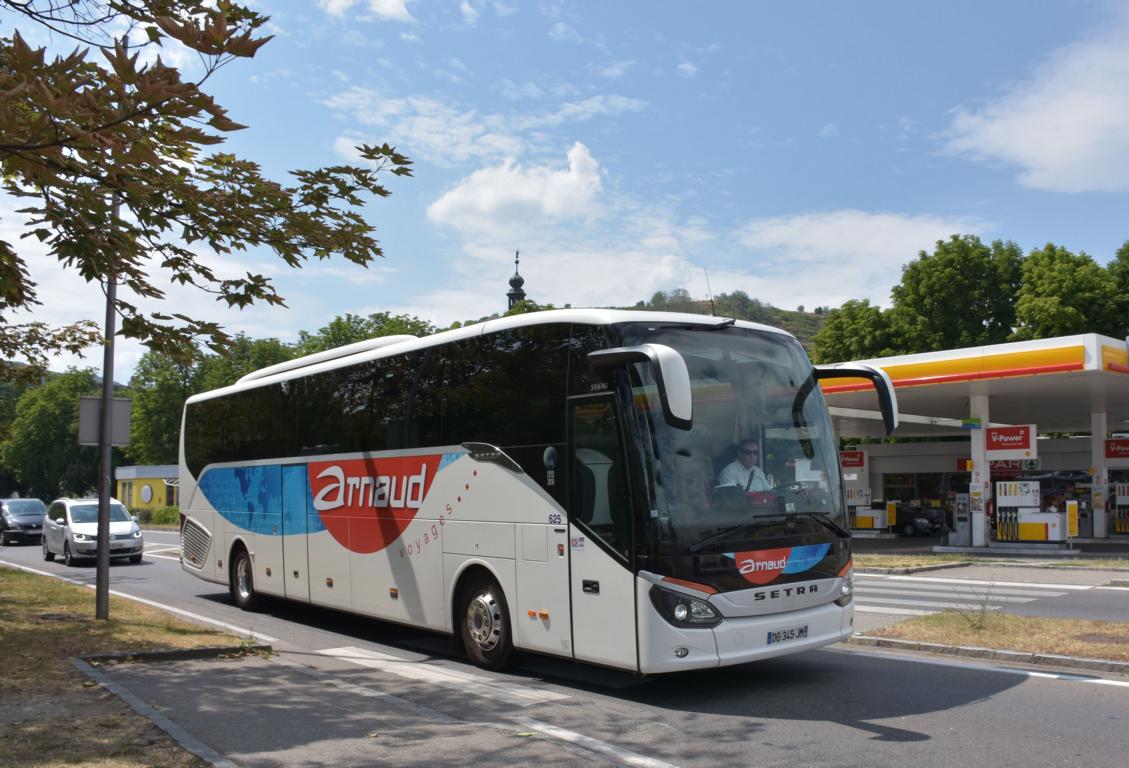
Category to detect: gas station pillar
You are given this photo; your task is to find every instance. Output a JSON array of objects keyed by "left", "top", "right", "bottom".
[
  {"left": 970, "top": 394, "right": 991, "bottom": 547},
  {"left": 1092, "top": 411, "right": 1108, "bottom": 538}
]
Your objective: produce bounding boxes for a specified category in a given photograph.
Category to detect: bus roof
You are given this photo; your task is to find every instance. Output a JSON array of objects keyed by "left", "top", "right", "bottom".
[{"left": 185, "top": 308, "right": 796, "bottom": 405}]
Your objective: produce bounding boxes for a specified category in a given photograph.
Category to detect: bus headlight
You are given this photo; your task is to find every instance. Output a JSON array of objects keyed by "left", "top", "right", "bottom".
[
  {"left": 649, "top": 586, "right": 721, "bottom": 628},
  {"left": 835, "top": 572, "right": 854, "bottom": 607}
]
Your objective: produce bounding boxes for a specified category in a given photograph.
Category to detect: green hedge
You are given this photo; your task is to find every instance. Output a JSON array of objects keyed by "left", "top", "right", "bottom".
[{"left": 141, "top": 506, "right": 180, "bottom": 526}]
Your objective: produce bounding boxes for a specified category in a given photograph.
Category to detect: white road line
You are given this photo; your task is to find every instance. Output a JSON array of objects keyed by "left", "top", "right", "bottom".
[
  {"left": 318, "top": 645, "right": 569, "bottom": 706},
  {"left": 144, "top": 553, "right": 183, "bottom": 562},
  {"left": 856, "top": 584, "right": 1067, "bottom": 599},
  {"left": 833, "top": 646, "right": 1129, "bottom": 689},
  {"left": 0, "top": 559, "right": 276, "bottom": 643},
  {"left": 145, "top": 546, "right": 181, "bottom": 555},
  {"left": 511, "top": 716, "right": 681, "bottom": 768},
  {"left": 855, "top": 596, "right": 1016, "bottom": 610},
  {"left": 853, "top": 605, "right": 931, "bottom": 616},
  {"left": 855, "top": 590, "right": 1044, "bottom": 603},
  {"left": 865, "top": 574, "right": 1095, "bottom": 591}
]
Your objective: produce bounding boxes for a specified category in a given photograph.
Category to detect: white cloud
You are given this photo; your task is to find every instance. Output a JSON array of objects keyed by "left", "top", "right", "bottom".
[
  {"left": 460, "top": 0, "right": 479, "bottom": 25},
  {"left": 819, "top": 123, "right": 839, "bottom": 139},
  {"left": 318, "top": 0, "right": 360, "bottom": 16},
  {"left": 323, "top": 90, "right": 642, "bottom": 166},
  {"left": 369, "top": 0, "right": 415, "bottom": 22},
  {"left": 549, "top": 22, "right": 581, "bottom": 43},
  {"left": 677, "top": 61, "right": 699, "bottom": 78},
  {"left": 944, "top": 21, "right": 1129, "bottom": 193},
  {"left": 591, "top": 60, "right": 635, "bottom": 79},
  {"left": 427, "top": 142, "right": 603, "bottom": 236},
  {"left": 496, "top": 79, "right": 544, "bottom": 99},
  {"left": 733, "top": 210, "right": 983, "bottom": 309}
]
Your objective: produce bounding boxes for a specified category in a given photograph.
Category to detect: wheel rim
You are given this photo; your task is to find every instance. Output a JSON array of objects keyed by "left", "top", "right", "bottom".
[
  {"left": 235, "top": 556, "right": 253, "bottom": 602},
  {"left": 465, "top": 589, "right": 502, "bottom": 651}
]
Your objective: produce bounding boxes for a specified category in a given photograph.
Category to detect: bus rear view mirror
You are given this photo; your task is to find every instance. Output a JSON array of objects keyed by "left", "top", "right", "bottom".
[
  {"left": 588, "top": 344, "right": 693, "bottom": 430},
  {"left": 813, "top": 362, "right": 899, "bottom": 435}
]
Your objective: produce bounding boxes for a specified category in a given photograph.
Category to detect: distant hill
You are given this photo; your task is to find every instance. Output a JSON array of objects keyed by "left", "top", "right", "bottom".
[{"left": 625, "top": 289, "right": 828, "bottom": 352}]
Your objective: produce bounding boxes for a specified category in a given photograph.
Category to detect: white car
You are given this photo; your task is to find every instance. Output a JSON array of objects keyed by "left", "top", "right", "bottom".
[{"left": 42, "top": 498, "right": 144, "bottom": 566}]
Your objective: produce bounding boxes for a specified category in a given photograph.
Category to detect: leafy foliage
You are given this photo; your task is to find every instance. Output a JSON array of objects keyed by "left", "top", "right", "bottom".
[
  {"left": 888, "top": 236, "right": 1022, "bottom": 354},
  {"left": 294, "top": 312, "right": 435, "bottom": 356},
  {"left": 0, "top": 1, "right": 411, "bottom": 378},
  {"left": 811, "top": 300, "right": 893, "bottom": 363},
  {"left": 1012, "top": 243, "right": 1120, "bottom": 340},
  {"left": 0, "top": 368, "right": 112, "bottom": 496}
]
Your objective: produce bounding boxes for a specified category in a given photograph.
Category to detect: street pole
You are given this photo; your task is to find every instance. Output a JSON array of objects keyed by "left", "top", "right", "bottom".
[{"left": 95, "top": 194, "right": 120, "bottom": 620}]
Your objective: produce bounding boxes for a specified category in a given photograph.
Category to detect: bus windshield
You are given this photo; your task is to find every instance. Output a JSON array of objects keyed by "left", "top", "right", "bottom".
[{"left": 620, "top": 323, "right": 845, "bottom": 553}]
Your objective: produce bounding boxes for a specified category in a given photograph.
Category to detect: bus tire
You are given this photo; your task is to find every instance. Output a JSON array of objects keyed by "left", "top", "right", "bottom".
[
  {"left": 458, "top": 574, "right": 513, "bottom": 670},
  {"left": 229, "top": 547, "right": 260, "bottom": 611}
]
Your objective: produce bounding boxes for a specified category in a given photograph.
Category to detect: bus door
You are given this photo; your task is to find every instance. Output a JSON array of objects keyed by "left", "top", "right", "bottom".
[
  {"left": 281, "top": 464, "right": 311, "bottom": 603},
  {"left": 568, "top": 395, "right": 638, "bottom": 671}
]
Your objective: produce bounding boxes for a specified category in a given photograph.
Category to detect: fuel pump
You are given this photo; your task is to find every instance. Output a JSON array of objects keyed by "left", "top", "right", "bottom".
[{"left": 1114, "top": 484, "right": 1129, "bottom": 535}]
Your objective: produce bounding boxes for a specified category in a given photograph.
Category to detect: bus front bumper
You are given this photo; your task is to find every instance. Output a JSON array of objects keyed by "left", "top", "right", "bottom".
[{"left": 638, "top": 600, "right": 854, "bottom": 674}]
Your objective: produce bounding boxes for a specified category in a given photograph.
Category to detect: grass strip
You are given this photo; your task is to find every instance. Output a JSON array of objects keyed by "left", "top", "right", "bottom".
[
  {"left": 867, "top": 610, "right": 1129, "bottom": 661},
  {"left": 0, "top": 566, "right": 239, "bottom": 767}
]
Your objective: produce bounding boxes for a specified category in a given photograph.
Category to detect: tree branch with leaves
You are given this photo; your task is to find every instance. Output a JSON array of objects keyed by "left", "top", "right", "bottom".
[{"left": 0, "top": 1, "right": 412, "bottom": 379}]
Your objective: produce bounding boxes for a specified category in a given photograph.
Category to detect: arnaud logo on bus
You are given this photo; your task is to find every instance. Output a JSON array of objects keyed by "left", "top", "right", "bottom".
[
  {"left": 309, "top": 456, "right": 441, "bottom": 554},
  {"left": 725, "top": 544, "right": 831, "bottom": 585}
]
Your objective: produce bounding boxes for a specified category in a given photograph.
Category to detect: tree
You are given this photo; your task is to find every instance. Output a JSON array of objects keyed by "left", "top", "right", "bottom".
[
  {"left": 811, "top": 299, "right": 893, "bottom": 363},
  {"left": 294, "top": 312, "right": 435, "bottom": 356},
  {"left": 125, "top": 350, "right": 197, "bottom": 465},
  {"left": 888, "top": 236, "right": 1023, "bottom": 354},
  {"left": 0, "top": 368, "right": 108, "bottom": 496},
  {"left": 1012, "top": 243, "right": 1119, "bottom": 340},
  {"left": 1, "top": 1, "right": 412, "bottom": 378},
  {"left": 1105, "top": 240, "right": 1129, "bottom": 336},
  {"left": 193, "top": 334, "right": 293, "bottom": 391},
  {"left": 504, "top": 299, "right": 557, "bottom": 316}
]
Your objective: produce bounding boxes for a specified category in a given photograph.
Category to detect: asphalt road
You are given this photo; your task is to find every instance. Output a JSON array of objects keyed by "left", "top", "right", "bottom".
[{"left": 3, "top": 533, "right": 1129, "bottom": 767}]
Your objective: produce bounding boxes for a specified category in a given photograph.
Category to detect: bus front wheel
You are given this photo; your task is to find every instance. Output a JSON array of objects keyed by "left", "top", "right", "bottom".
[
  {"left": 458, "top": 575, "right": 513, "bottom": 670},
  {"left": 230, "top": 548, "right": 260, "bottom": 611}
]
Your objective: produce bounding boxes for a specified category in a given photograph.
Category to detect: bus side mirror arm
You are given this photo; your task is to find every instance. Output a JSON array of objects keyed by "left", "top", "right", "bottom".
[
  {"left": 588, "top": 344, "right": 693, "bottom": 430},
  {"left": 813, "top": 363, "right": 899, "bottom": 435}
]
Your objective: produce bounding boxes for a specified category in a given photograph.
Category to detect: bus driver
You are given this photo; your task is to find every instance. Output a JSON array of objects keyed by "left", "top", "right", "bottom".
[{"left": 717, "top": 439, "right": 771, "bottom": 492}]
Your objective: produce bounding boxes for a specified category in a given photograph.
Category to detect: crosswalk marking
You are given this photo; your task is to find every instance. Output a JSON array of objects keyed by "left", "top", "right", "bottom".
[
  {"left": 854, "top": 574, "right": 1076, "bottom": 617},
  {"left": 318, "top": 645, "right": 569, "bottom": 706}
]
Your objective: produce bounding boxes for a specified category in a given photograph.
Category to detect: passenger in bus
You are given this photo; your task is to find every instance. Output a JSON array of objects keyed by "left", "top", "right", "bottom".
[{"left": 717, "top": 439, "right": 771, "bottom": 492}]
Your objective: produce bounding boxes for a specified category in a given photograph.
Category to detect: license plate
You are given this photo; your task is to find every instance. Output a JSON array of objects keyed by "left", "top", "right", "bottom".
[{"left": 767, "top": 625, "right": 808, "bottom": 645}]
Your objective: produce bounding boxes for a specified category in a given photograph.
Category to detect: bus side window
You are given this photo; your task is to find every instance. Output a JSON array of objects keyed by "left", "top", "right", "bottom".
[{"left": 570, "top": 397, "right": 632, "bottom": 560}]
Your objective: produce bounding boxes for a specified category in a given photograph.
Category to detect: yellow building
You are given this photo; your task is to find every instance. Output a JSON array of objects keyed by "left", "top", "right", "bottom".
[{"left": 115, "top": 465, "right": 178, "bottom": 512}]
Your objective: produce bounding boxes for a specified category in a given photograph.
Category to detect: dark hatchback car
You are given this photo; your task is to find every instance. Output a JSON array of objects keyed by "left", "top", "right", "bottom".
[
  {"left": 899, "top": 505, "right": 946, "bottom": 537},
  {"left": 0, "top": 498, "right": 48, "bottom": 545}
]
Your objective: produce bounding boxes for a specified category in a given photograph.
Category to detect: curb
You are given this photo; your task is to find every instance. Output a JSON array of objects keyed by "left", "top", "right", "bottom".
[
  {"left": 857, "top": 562, "right": 973, "bottom": 575},
  {"left": 848, "top": 635, "right": 1129, "bottom": 675},
  {"left": 75, "top": 657, "right": 242, "bottom": 768},
  {"left": 857, "top": 561, "right": 1129, "bottom": 575},
  {"left": 82, "top": 644, "right": 273, "bottom": 666}
]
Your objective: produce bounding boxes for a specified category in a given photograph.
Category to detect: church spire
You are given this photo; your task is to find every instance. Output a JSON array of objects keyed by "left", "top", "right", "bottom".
[{"left": 506, "top": 250, "right": 526, "bottom": 309}]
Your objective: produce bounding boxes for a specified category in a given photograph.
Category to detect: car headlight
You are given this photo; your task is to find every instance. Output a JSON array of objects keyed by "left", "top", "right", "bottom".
[
  {"left": 649, "top": 586, "right": 722, "bottom": 628},
  {"left": 73, "top": 532, "right": 92, "bottom": 542},
  {"left": 132, "top": 528, "right": 142, "bottom": 538}
]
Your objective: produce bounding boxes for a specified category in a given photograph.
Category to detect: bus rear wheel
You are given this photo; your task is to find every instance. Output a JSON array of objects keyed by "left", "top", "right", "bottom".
[
  {"left": 229, "top": 548, "right": 260, "bottom": 611},
  {"left": 459, "top": 575, "right": 513, "bottom": 670}
]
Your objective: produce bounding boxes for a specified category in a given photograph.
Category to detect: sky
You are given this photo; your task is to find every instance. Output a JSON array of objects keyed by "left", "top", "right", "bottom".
[{"left": 7, "top": 0, "right": 1129, "bottom": 379}]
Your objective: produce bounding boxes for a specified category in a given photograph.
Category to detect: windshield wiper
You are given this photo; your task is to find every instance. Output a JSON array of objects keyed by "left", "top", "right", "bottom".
[
  {"left": 797, "top": 511, "right": 850, "bottom": 538},
  {"left": 689, "top": 523, "right": 752, "bottom": 553}
]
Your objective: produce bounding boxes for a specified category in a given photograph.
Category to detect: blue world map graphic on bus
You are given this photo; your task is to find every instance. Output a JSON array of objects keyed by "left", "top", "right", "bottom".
[{"left": 197, "top": 464, "right": 326, "bottom": 536}]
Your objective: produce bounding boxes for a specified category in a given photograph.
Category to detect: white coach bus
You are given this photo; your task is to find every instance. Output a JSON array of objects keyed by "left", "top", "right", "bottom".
[{"left": 178, "top": 309, "right": 896, "bottom": 673}]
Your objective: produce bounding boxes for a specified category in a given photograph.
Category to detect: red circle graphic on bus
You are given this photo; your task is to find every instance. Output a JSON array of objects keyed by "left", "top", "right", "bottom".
[{"left": 308, "top": 455, "right": 441, "bottom": 554}]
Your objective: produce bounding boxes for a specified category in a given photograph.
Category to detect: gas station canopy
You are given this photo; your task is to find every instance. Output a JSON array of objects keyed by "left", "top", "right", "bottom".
[{"left": 820, "top": 333, "right": 1129, "bottom": 438}]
